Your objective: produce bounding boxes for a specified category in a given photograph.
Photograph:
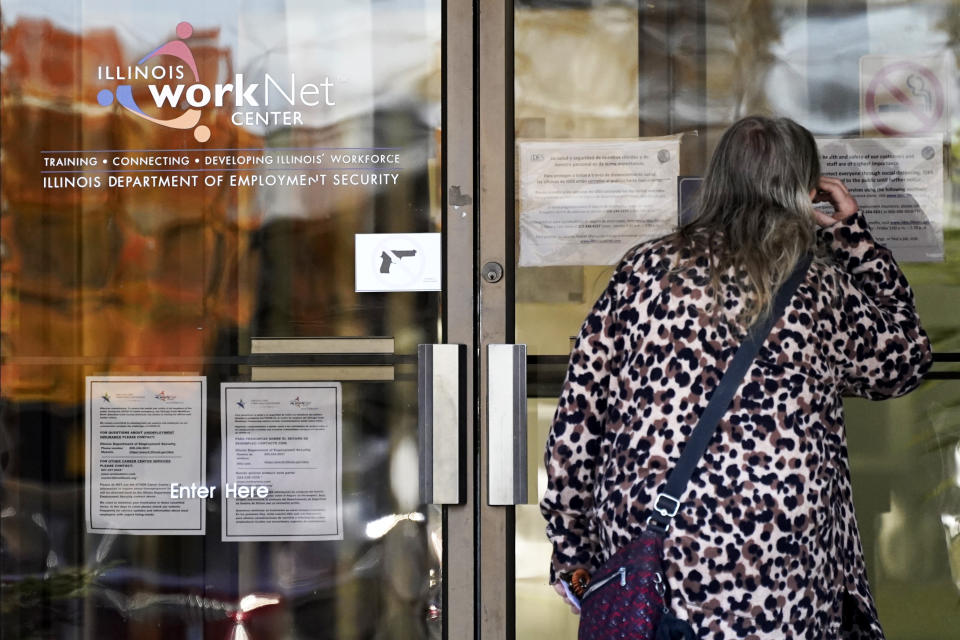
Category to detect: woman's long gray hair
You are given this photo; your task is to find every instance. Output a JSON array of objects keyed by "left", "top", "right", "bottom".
[{"left": 678, "top": 115, "right": 820, "bottom": 329}]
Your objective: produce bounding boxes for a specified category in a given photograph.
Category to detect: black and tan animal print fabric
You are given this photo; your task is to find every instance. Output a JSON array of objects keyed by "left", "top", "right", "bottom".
[{"left": 541, "top": 211, "right": 932, "bottom": 639}]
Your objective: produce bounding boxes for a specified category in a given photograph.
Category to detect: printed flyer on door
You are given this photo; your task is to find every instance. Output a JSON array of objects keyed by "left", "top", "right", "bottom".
[
  {"left": 85, "top": 376, "right": 207, "bottom": 535},
  {"left": 816, "top": 136, "right": 943, "bottom": 262},
  {"left": 517, "top": 138, "right": 680, "bottom": 266},
  {"left": 220, "top": 382, "right": 344, "bottom": 542}
]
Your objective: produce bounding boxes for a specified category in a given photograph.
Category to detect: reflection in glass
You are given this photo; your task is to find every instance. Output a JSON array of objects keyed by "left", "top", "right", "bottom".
[{"left": 1, "top": 1, "right": 442, "bottom": 638}]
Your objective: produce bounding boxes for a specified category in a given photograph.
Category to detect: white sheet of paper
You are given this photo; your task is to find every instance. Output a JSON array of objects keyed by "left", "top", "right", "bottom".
[
  {"left": 816, "top": 137, "right": 943, "bottom": 262},
  {"left": 517, "top": 139, "right": 680, "bottom": 266},
  {"left": 85, "top": 376, "right": 206, "bottom": 535},
  {"left": 221, "top": 382, "right": 343, "bottom": 542},
  {"left": 355, "top": 233, "right": 441, "bottom": 292}
]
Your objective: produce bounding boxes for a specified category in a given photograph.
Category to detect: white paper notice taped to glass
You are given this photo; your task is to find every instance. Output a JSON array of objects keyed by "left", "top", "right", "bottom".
[
  {"left": 355, "top": 233, "right": 441, "bottom": 292},
  {"left": 85, "top": 376, "right": 207, "bottom": 535},
  {"left": 221, "top": 382, "right": 343, "bottom": 542},
  {"left": 816, "top": 137, "right": 943, "bottom": 262},
  {"left": 517, "top": 138, "right": 680, "bottom": 266}
]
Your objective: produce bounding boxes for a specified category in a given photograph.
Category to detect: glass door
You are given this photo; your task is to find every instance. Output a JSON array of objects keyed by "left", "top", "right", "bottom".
[
  {"left": 482, "top": 1, "right": 960, "bottom": 638},
  {"left": 0, "top": 1, "right": 474, "bottom": 638}
]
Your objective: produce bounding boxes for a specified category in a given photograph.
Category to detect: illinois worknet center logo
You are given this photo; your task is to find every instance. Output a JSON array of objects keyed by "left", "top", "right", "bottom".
[
  {"left": 96, "top": 22, "right": 211, "bottom": 142},
  {"left": 96, "top": 21, "right": 336, "bottom": 142}
]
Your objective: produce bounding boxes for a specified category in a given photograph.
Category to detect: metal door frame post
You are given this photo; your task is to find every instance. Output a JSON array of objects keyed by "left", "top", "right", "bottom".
[
  {"left": 444, "top": 1, "right": 479, "bottom": 638},
  {"left": 478, "top": 0, "right": 515, "bottom": 638}
]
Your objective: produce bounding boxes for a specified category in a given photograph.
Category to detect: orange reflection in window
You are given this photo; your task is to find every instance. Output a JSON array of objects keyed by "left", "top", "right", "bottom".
[{"left": 1, "top": 18, "right": 260, "bottom": 404}]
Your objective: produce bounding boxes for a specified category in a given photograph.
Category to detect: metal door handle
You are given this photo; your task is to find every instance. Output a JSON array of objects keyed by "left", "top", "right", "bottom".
[
  {"left": 418, "top": 344, "right": 466, "bottom": 505},
  {"left": 487, "top": 344, "right": 528, "bottom": 505}
]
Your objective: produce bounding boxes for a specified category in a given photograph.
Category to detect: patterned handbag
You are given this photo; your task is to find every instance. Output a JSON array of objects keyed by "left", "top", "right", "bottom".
[
  {"left": 576, "top": 255, "right": 812, "bottom": 640},
  {"left": 577, "top": 530, "right": 696, "bottom": 639}
]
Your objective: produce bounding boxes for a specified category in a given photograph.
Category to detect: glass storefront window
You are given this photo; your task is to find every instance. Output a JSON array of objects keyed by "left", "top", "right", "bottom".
[
  {"left": 513, "top": 1, "right": 960, "bottom": 637},
  {"left": 1, "top": 2, "right": 443, "bottom": 638},
  {"left": 7, "top": 0, "right": 960, "bottom": 637}
]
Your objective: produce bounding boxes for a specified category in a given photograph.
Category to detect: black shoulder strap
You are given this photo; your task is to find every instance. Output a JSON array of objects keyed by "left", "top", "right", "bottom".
[{"left": 646, "top": 254, "right": 813, "bottom": 535}]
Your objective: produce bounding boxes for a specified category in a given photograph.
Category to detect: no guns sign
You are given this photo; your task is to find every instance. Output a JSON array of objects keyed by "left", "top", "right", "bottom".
[{"left": 355, "top": 233, "right": 441, "bottom": 292}]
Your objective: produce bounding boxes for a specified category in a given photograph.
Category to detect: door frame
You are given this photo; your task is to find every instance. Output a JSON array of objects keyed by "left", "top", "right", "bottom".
[
  {"left": 444, "top": 1, "right": 519, "bottom": 637},
  {"left": 477, "top": 0, "right": 516, "bottom": 638},
  {"left": 443, "top": 1, "right": 479, "bottom": 639}
]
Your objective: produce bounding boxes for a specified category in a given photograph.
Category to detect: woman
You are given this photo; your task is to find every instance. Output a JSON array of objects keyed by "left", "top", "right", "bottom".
[{"left": 541, "top": 116, "right": 932, "bottom": 638}]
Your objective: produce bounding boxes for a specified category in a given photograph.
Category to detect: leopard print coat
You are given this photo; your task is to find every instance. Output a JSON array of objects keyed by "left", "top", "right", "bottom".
[{"left": 541, "top": 212, "right": 932, "bottom": 639}]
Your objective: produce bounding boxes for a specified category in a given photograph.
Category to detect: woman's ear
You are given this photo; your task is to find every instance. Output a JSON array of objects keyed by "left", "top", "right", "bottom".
[{"left": 809, "top": 187, "right": 817, "bottom": 201}]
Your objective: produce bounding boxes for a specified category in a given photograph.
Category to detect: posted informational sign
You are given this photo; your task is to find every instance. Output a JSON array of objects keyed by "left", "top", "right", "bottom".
[
  {"left": 355, "top": 233, "right": 441, "bottom": 292},
  {"left": 860, "top": 55, "right": 949, "bottom": 136},
  {"left": 517, "top": 139, "right": 680, "bottom": 266},
  {"left": 221, "top": 382, "right": 343, "bottom": 542},
  {"left": 86, "top": 376, "right": 206, "bottom": 535},
  {"left": 817, "top": 137, "right": 943, "bottom": 262}
]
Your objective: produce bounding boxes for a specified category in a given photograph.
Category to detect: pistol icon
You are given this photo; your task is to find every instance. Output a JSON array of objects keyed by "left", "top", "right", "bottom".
[{"left": 380, "top": 249, "right": 417, "bottom": 273}]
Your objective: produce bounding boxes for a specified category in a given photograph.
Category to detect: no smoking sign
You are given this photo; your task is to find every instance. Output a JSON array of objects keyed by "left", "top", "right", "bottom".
[{"left": 860, "top": 55, "right": 949, "bottom": 136}]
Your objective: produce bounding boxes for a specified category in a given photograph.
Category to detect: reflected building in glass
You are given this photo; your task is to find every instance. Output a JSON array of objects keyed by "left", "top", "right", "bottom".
[
  {"left": 3, "top": 1, "right": 960, "bottom": 639},
  {"left": 2, "top": 3, "right": 442, "bottom": 639}
]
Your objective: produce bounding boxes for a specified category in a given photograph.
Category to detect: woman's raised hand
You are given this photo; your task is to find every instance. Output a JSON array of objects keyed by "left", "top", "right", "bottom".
[{"left": 811, "top": 176, "right": 859, "bottom": 228}]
